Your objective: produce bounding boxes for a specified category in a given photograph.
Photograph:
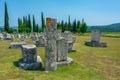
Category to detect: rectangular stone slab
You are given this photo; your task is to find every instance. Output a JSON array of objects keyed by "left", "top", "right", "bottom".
[
  {"left": 91, "top": 30, "right": 101, "bottom": 42},
  {"left": 10, "top": 42, "right": 26, "bottom": 48},
  {"left": 57, "top": 37, "right": 68, "bottom": 61}
]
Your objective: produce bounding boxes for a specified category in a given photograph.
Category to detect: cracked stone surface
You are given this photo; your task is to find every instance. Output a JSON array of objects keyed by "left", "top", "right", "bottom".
[{"left": 18, "top": 45, "right": 42, "bottom": 70}]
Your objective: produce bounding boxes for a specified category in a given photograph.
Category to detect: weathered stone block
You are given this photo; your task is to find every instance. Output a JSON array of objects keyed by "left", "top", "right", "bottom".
[
  {"left": 62, "top": 31, "right": 72, "bottom": 41},
  {"left": 10, "top": 41, "right": 26, "bottom": 48},
  {"left": 17, "top": 34, "right": 21, "bottom": 38},
  {"left": 62, "top": 31, "right": 76, "bottom": 52},
  {"left": 36, "top": 36, "right": 45, "bottom": 47},
  {"left": 72, "top": 36, "right": 76, "bottom": 43},
  {"left": 91, "top": 30, "right": 101, "bottom": 42},
  {"left": 31, "top": 36, "right": 37, "bottom": 42},
  {"left": 57, "top": 57, "right": 73, "bottom": 66},
  {"left": 44, "top": 18, "right": 57, "bottom": 71},
  {"left": 18, "top": 56, "right": 42, "bottom": 70},
  {"left": 85, "top": 41, "right": 107, "bottom": 47},
  {"left": 68, "top": 41, "right": 76, "bottom": 52},
  {"left": 18, "top": 45, "right": 42, "bottom": 70},
  {"left": 57, "top": 37, "right": 68, "bottom": 61},
  {"left": 20, "top": 35, "right": 25, "bottom": 41},
  {"left": 5, "top": 34, "right": 13, "bottom": 41},
  {"left": 22, "top": 45, "right": 37, "bottom": 63},
  {"left": 85, "top": 30, "right": 107, "bottom": 47},
  {"left": 0, "top": 34, "right": 3, "bottom": 40}
]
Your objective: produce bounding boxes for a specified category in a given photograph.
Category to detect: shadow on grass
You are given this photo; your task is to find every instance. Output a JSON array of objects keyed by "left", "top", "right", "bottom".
[
  {"left": 13, "top": 61, "right": 19, "bottom": 67},
  {"left": 27, "top": 68, "right": 45, "bottom": 72},
  {"left": 13, "top": 61, "right": 45, "bottom": 71}
]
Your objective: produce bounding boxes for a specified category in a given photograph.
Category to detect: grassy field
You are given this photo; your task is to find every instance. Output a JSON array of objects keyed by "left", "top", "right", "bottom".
[{"left": 0, "top": 33, "right": 120, "bottom": 80}]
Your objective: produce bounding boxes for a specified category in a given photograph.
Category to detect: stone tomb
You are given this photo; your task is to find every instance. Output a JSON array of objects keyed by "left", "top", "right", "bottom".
[
  {"left": 36, "top": 36, "right": 45, "bottom": 47},
  {"left": 91, "top": 30, "right": 101, "bottom": 42},
  {"left": 17, "top": 34, "right": 21, "bottom": 38},
  {"left": 20, "top": 35, "right": 26, "bottom": 41},
  {"left": 62, "top": 31, "right": 72, "bottom": 41},
  {"left": 4, "top": 34, "right": 13, "bottom": 41},
  {"left": 10, "top": 41, "right": 26, "bottom": 48},
  {"left": 31, "top": 32, "right": 38, "bottom": 42},
  {"left": 31, "top": 36, "right": 37, "bottom": 42},
  {"left": 62, "top": 31, "right": 76, "bottom": 52},
  {"left": 72, "top": 36, "right": 76, "bottom": 43},
  {"left": 68, "top": 41, "right": 75, "bottom": 52},
  {"left": 44, "top": 18, "right": 58, "bottom": 71},
  {"left": 44, "top": 18, "right": 73, "bottom": 71},
  {"left": 2, "top": 32, "right": 7, "bottom": 38},
  {"left": 57, "top": 37, "right": 68, "bottom": 61},
  {"left": 56, "top": 37, "right": 73, "bottom": 66},
  {"left": 18, "top": 45, "right": 42, "bottom": 70},
  {"left": 85, "top": 30, "right": 107, "bottom": 47},
  {"left": 0, "top": 34, "right": 3, "bottom": 40}
]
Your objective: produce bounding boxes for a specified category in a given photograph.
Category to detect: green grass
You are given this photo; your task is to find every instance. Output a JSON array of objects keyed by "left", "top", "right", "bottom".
[{"left": 0, "top": 33, "right": 120, "bottom": 80}]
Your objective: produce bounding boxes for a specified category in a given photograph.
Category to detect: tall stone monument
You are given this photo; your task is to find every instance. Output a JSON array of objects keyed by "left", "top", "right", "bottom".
[
  {"left": 85, "top": 30, "right": 107, "bottom": 47},
  {"left": 44, "top": 18, "right": 58, "bottom": 71}
]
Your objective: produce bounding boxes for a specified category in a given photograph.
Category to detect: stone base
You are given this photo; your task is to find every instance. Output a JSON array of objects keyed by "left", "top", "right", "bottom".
[
  {"left": 5, "top": 38, "right": 12, "bottom": 40},
  {"left": 68, "top": 49, "right": 76, "bottom": 52},
  {"left": 31, "top": 37, "right": 37, "bottom": 42},
  {"left": 18, "top": 56, "right": 42, "bottom": 70},
  {"left": 68, "top": 41, "right": 76, "bottom": 52},
  {"left": 10, "top": 42, "right": 26, "bottom": 48},
  {"left": 57, "top": 57, "right": 73, "bottom": 66},
  {"left": 85, "top": 41, "right": 107, "bottom": 47},
  {"left": 0, "top": 37, "right": 3, "bottom": 40},
  {"left": 36, "top": 41, "right": 45, "bottom": 47}
]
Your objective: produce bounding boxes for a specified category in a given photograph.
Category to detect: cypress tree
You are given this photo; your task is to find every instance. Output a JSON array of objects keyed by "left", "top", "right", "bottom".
[
  {"left": 68, "top": 15, "right": 71, "bottom": 31},
  {"left": 22, "top": 16, "right": 27, "bottom": 32},
  {"left": 4, "top": 1, "right": 9, "bottom": 32},
  {"left": 61, "top": 20, "right": 64, "bottom": 32},
  {"left": 80, "top": 19, "right": 87, "bottom": 34},
  {"left": 80, "top": 22, "right": 87, "bottom": 34},
  {"left": 82, "top": 18, "right": 84, "bottom": 23},
  {"left": 36, "top": 24, "right": 39, "bottom": 33},
  {"left": 57, "top": 22, "right": 61, "bottom": 30},
  {"left": 72, "top": 19, "right": 77, "bottom": 33},
  {"left": 64, "top": 22, "right": 68, "bottom": 31},
  {"left": 25, "top": 16, "right": 28, "bottom": 30},
  {"left": 18, "top": 18, "right": 21, "bottom": 32},
  {"left": 41, "top": 12, "right": 45, "bottom": 30},
  {"left": 33, "top": 15, "right": 36, "bottom": 32},
  {"left": 18, "top": 18, "right": 23, "bottom": 33},
  {"left": 77, "top": 20, "right": 81, "bottom": 33},
  {"left": 28, "top": 14, "right": 32, "bottom": 32}
]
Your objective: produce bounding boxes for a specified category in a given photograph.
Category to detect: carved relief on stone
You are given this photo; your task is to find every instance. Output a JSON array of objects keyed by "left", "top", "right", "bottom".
[
  {"left": 45, "top": 17, "right": 57, "bottom": 71},
  {"left": 46, "top": 18, "right": 57, "bottom": 30}
]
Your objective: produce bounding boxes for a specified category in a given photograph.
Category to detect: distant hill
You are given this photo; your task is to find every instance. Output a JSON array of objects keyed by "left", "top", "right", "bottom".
[{"left": 88, "top": 23, "right": 120, "bottom": 32}]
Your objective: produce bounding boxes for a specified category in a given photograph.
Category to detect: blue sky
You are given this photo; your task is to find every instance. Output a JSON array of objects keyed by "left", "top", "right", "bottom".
[{"left": 0, "top": 0, "right": 120, "bottom": 26}]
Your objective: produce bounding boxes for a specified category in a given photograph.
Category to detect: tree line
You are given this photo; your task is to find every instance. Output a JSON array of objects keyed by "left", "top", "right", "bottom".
[
  {"left": 18, "top": 12, "right": 45, "bottom": 33},
  {"left": 4, "top": 1, "right": 88, "bottom": 34},
  {"left": 57, "top": 16, "right": 87, "bottom": 34}
]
